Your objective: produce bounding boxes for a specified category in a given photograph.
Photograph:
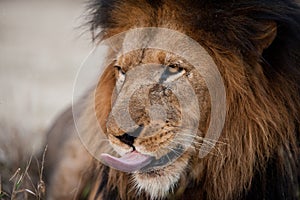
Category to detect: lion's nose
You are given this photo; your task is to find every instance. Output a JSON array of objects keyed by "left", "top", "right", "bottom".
[
  {"left": 116, "top": 125, "right": 144, "bottom": 147},
  {"left": 116, "top": 133, "right": 136, "bottom": 147}
]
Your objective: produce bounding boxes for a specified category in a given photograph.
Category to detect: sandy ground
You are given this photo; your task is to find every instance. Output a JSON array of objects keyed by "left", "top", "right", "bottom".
[{"left": 0, "top": 0, "right": 92, "bottom": 163}]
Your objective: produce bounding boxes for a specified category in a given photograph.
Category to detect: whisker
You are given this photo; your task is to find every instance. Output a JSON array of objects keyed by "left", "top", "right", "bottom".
[
  {"left": 202, "top": 138, "right": 229, "bottom": 146},
  {"left": 172, "top": 137, "right": 202, "bottom": 146},
  {"left": 168, "top": 140, "right": 193, "bottom": 149},
  {"left": 166, "top": 146, "right": 189, "bottom": 165},
  {"left": 198, "top": 143, "right": 223, "bottom": 157},
  {"left": 175, "top": 134, "right": 229, "bottom": 147},
  {"left": 166, "top": 146, "right": 181, "bottom": 157},
  {"left": 198, "top": 148, "right": 219, "bottom": 157},
  {"left": 169, "top": 140, "right": 222, "bottom": 157}
]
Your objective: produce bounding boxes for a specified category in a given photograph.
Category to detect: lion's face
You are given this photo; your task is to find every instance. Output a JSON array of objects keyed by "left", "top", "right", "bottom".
[{"left": 96, "top": 47, "right": 211, "bottom": 198}]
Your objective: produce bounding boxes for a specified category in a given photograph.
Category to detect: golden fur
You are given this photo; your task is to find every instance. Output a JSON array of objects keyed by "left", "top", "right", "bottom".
[{"left": 45, "top": 0, "right": 300, "bottom": 199}]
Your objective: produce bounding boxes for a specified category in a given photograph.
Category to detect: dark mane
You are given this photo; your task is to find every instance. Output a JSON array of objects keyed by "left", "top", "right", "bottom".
[
  {"left": 84, "top": 1, "right": 300, "bottom": 199},
  {"left": 89, "top": 0, "right": 300, "bottom": 77}
]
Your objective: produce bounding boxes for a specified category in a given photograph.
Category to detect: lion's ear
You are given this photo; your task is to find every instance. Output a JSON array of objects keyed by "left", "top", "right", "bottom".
[{"left": 254, "top": 21, "right": 277, "bottom": 54}]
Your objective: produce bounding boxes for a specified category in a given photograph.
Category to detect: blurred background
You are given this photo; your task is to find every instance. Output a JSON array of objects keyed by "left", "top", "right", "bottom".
[{"left": 0, "top": 0, "right": 92, "bottom": 165}]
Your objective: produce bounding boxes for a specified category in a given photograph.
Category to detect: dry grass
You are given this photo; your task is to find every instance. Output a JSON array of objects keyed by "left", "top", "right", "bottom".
[{"left": 0, "top": 143, "right": 47, "bottom": 200}]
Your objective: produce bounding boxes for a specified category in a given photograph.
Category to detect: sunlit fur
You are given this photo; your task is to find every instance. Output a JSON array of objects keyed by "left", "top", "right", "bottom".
[{"left": 45, "top": 0, "right": 300, "bottom": 200}]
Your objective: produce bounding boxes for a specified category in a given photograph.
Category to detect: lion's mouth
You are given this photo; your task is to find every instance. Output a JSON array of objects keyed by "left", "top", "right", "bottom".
[{"left": 100, "top": 145, "right": 185, "bottom": 173}]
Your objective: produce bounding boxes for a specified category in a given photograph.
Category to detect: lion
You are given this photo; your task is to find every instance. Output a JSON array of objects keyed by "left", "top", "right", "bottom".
[{"left": 44, "top": 0, "right": 300, "bottom": 199}]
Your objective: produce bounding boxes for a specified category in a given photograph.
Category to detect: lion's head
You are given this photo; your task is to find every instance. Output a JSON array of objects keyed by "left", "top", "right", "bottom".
[
  {"left": 94, "top": 45, "right": 213, "bottom": 198},
  {"left": 45, "top": 0, "right": 300, "bottom": 199}
]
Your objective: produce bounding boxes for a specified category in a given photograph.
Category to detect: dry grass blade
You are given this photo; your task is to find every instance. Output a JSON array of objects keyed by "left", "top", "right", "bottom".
[
  {"left": 10, "top": 168, "right": 21, "bottom": 200},
  {"left": 9, "top": 168, "right": 21, "bottom": 182},
  {"left": 24, "top": 189, "right": 36, "bottom": 196},
  {"left": 37, "top": 145, "right": 47, "bottom": 199},
  {"left": 0, "top": 175, "right": 3, "bottom": 199}
]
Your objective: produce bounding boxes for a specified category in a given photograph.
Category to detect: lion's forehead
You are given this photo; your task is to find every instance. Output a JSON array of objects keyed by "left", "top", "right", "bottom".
[{"left": 114, "top": 49, "right": 195, "bottom": 73}]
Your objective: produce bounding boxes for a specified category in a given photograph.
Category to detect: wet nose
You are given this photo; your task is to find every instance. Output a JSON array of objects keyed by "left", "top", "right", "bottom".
[
  {"left": 116, "top": 133, "right": 136, "bottom": 147},
  {"left": 116, "top": 125, "right": 144, "bottom": 147}
]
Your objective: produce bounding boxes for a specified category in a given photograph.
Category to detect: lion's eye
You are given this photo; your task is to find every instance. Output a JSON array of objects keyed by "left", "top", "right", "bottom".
[
  {"left": 160, "top": 64, "right": 186, "bottom": 83},
  {"left": 167, "top": 64, "right": 184, "bottom": 74},
  {"left": 115, "top": 65, "right": 126, "bottom": 75},
  {"left": 115, "top": 66, "right": 126, "bottom": 92}
]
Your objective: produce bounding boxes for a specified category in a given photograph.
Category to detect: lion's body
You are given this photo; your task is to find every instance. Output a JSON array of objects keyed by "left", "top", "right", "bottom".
[{"left": 45, "top": 0, "right": 300, "bottom": 199}]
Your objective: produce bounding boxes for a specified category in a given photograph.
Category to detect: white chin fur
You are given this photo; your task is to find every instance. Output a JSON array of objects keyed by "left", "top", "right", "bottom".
[{"left": 132, "top": 160, "right": 188, "bottom": 199}]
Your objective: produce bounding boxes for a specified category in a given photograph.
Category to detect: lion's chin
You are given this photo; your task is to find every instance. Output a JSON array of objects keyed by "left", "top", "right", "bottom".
[{"left": 132, "top": 155, "right": 189, "bottom": 199}]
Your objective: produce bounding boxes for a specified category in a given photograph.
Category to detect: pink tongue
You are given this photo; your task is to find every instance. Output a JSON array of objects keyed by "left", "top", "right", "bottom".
[{"left": 100, "top": 151, "right": 152, "bottom": 172}]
